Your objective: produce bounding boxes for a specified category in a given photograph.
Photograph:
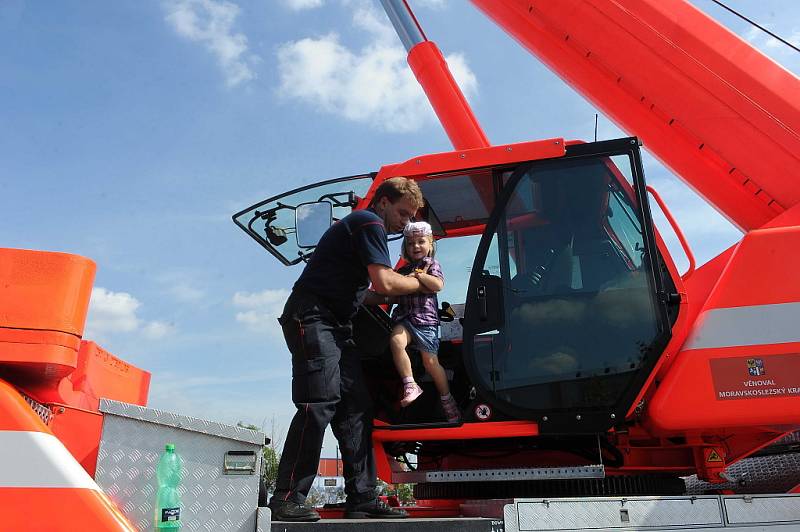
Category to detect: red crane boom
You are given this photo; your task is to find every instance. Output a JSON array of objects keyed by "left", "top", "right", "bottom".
[{"left": 471, "top": 0, "right": 800, "bottom": 231}]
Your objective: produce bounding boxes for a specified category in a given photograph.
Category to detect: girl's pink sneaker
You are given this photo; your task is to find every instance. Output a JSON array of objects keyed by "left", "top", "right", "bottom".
[{"left": 400, "top": 382, "right": 423, "bottom": 407}]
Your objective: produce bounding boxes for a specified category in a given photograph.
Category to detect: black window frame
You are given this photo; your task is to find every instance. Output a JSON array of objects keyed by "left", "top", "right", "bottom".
[
  {"left": 461, "top": 137, "right": 673, "bottom": 434},
  {"left": 232, "top": 173, "right": 376, "bottom": 266}
]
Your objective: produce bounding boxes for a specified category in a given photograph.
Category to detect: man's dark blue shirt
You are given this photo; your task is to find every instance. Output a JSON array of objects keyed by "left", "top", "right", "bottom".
[{"left": 294, "top": 209, "right": 392, "bottom": 320}]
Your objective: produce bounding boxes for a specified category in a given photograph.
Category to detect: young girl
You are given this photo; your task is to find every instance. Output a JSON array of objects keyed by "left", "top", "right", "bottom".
[{"left": 388, "top": 221, "right": 459, "bottom": 423}]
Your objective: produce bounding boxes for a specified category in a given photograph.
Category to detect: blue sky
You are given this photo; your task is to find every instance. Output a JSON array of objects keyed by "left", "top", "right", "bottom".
[{"left": 2, "top": 0, "right": 798, "bottom": 453}]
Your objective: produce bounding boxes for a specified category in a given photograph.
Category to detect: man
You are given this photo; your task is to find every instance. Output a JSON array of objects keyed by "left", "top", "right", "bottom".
[{"left": 269, "top": 177, "right": 426, "bottom": 521}]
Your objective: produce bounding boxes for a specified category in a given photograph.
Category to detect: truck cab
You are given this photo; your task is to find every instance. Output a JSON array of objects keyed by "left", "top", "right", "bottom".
[{"left": 233, "top": 136, "right": 682, "bottom": 440}]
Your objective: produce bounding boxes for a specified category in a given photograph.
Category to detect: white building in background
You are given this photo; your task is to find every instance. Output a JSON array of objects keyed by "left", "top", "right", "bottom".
[{"left": 311, "top": 457, "right": 344, "bottom": 505}]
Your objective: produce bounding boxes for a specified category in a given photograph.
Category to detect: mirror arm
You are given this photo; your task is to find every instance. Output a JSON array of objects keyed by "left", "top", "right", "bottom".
[
  {"left": 317, "top": 191, "right": 358, "bottom": 208},
  {"left": 256, "top": 203, "right": 294, "bottom": 221}
]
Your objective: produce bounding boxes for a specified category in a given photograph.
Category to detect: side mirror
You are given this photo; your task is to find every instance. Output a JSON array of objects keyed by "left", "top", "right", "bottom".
[{"left": 296, "top": 201, "right": 333, "bottom": 248}]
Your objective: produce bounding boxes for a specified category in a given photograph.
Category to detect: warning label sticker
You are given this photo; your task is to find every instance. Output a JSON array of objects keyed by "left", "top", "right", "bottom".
[
  {"left": 710, "top": 354, "right": 800, "bottom": 401},
  {"left": 705, "top": 449, "right": 723, "bottom": 463}
]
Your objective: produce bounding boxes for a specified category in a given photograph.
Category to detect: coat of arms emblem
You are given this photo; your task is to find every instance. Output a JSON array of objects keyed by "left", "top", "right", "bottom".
[{"left": 746, "top": 358, "right": 765, "bottom": 376}]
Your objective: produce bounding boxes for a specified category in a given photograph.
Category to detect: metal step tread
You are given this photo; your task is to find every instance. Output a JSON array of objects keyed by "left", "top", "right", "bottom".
[{"left": 425, "top": 465, "right": 605, "bottom": 482}]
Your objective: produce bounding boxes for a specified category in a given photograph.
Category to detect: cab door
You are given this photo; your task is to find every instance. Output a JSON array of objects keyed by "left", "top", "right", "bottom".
[
  {"left": 233, "top": 174, "right": 375, "bottom": 265},
  {"left": 461, "top": 138, "right": 676, "bottom": 434}
]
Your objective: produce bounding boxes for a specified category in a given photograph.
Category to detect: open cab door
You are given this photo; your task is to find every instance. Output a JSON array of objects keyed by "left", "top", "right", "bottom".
[{"left": 232, "top": 173, "right": 376, "bottom": 265}]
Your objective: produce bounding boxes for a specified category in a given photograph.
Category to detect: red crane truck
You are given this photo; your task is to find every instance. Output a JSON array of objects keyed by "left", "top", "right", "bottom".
[
  {"left": 234, "top": 0, "right": 800, "bottom": 512},
  {"left": 1, "top": 0, "right": 798, "bottom": 529}
]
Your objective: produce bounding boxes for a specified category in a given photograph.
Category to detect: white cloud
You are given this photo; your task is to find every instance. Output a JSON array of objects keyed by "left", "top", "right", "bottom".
[
  {"left": 769, "top": 29, "right": 800, "bottom": 49},
  {"left": 164, "top": 0, "right": 255, "bottom": 87},
  {"left": 745, "top": 25, "right": 783, "bottom": 50},
  {"left": 744, "top": 26, "right": 762, "bottom": 44},
  {"left": 85, "top": 287, "right": 176, "bottom": 341},
  {"left": 276, "top": 3, "right": 478, "bottom": 132},
  {"left": 142, "top": 321, "right": 176, "bottom": 339},
  {"left": 283, "top": 0, "right": 324, "bottom": 10},
  {"left": 351, "top": 4, "right": 395, "bottom": 43},
  {"left": 86, "top": 287, "right": 141, "bottom": 334},
  {"left": 233, "top": 288, "right": 290, "bottom": 338},
  {"left": 742, "top": 24, "right": 799, "bottom": 54}
]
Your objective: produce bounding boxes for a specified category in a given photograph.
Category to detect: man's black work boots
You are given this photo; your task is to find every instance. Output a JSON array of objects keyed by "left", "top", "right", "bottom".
[
  {"left": 269, "top": 500, "right": 321, "bottom": 522},
  {"left": 344, "top": 498, "right": 409, "bottom": 519}
]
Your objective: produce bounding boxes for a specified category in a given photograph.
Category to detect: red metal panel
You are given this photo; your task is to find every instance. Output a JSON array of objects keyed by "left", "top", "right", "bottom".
[
  {"left": 647, "top": 245, "right": 735, "bottom": 386},
  {"left": 0, "top": 378, "right": 51, "bottom": 433},
  {"left": 0, "top": 342, "right": 79, "bottom": 378},
  {"left": 0, "top": 249, "right": 96, "bottom": 402},
  {"left": 394, "top": 138, "right": 565, "bottom": 178},
  {"left": 470, "top": 0, "right": 800, "bottom": 231},
  {"left": 317, "top": 457, "right": 342, "bottom": 477},
  {"left": 0, "top": 248, "right": 95, "bottom": 336},
  {"left": 49, "top": 405, "right": 104, "bottom": 478},
  {"left": 648, "top": 226, "right": 800, "bottom": 432},
  {"left": 765, "top": 203, "right": 800, "bottom": 229},
  {"left": 0, "top": 379, "right": 135, "bottom": 530},
  {"left": 0, "top": 328, "right": 81, "bottom": 352},
  {"left": 359, "top": 138, "right": 566, "bottom": 211},
  {"left": 373, "top": 420, "right": 539, "bottom": 442},
  {"left": 0, "top": 488, "right": 135, "bottom": 531},
  {"left": 0, "top": 330, "right": 81, "bottom": 404},
  {"left": 647, "top": 342, "right": 800, "bottom": 432},
  {"left": 59, "top": 341, "right": 151, "bottom": 411},
  {"left": 702, "top": 226, "right": 800, "bottom": 309},
  {"left": 374, "top": 437, "right": 394, "bottom": 482}
]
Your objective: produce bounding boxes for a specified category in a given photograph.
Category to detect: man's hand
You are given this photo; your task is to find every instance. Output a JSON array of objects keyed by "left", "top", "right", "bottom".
[
  {"left": 363, "top": 291, "right": 394, "bottom": 306},
  {"left": 413, "top": 265, "right": 443, "bottom": 293}
]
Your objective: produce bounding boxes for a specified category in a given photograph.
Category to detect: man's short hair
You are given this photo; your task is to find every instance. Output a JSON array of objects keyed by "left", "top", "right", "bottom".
[{"left": 371, "top": 177, "right": 424, "bottom": 210}]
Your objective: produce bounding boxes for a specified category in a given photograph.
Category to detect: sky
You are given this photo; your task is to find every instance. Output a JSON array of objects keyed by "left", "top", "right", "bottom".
[{"left": 2, "top": 0, "right": 798, "bottom": 455}]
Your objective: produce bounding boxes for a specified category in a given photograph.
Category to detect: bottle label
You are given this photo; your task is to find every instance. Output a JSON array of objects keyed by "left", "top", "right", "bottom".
[{"left": 161, "top": 507, "right": 181, "bottom": 522}]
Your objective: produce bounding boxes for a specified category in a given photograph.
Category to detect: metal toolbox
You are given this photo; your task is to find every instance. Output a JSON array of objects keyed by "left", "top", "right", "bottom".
[
  {"left": 503, "top": 493, "right": 800, "bottom": 531},
  {"left": 95, "top": 399, "right": 265, "bottom": 532}
]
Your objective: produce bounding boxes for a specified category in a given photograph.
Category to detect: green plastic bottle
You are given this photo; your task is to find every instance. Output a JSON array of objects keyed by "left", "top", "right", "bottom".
[{"left": 155, "top": 443, "right": 182, "bottom": 529}]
